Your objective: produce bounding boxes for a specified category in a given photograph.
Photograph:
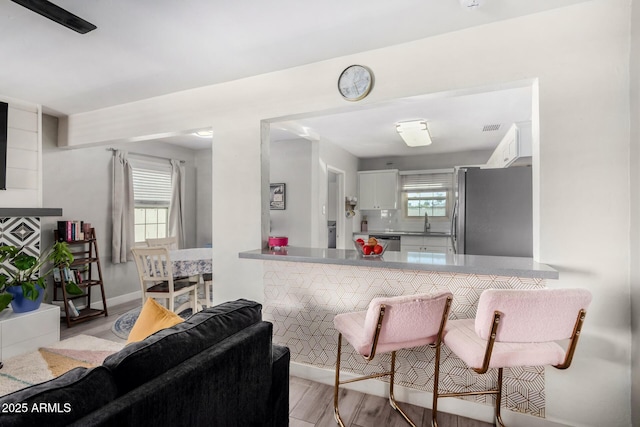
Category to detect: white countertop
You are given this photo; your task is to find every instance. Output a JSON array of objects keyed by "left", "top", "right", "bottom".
[{"left": 239, "top": 246, "right": 558, "bottom": 279}]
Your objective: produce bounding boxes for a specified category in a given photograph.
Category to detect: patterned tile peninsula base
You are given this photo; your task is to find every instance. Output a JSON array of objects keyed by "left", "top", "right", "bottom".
[{"left": 263, "top": 260, "right": 547, "bottom": 418}]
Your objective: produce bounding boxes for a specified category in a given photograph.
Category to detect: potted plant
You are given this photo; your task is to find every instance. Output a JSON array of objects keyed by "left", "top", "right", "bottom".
[{"left": 0, "top": 241, "right": 74, "bottom": 313}]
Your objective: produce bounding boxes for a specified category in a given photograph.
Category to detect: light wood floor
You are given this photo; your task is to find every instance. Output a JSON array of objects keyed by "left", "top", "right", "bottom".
[{"left": 60, "top": 300, "right": 492, "bottom": 427}]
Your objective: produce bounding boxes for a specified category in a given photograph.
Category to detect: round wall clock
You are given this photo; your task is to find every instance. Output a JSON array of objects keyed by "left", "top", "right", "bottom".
[{"left": 337, "top": 65, "right": 373, "bottom": 101}]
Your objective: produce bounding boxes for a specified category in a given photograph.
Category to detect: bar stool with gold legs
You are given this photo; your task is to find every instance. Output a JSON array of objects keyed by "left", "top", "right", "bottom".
[
  {"left": 333, "top": 291, "right": 453, "bottom": 427},
  {"left": 433, "top": 288, "right": 592, "bottom": 427}
]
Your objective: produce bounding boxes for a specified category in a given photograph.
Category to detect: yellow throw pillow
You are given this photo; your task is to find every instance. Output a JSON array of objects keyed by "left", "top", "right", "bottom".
[{"left": 127, "top": 298, "right": 184, "bottom": 344}]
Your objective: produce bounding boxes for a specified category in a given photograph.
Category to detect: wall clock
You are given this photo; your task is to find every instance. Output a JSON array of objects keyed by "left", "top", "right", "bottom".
[{"left": 337, "top": 65, "right": 373, "bottom": 101}]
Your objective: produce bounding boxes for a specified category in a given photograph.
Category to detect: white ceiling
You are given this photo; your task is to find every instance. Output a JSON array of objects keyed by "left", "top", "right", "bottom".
[
  {"left": 0, "top": 0, "right": 587, "bottom": 153},
  {"left": 270, "top": 84, "right": 532, "bottom": 158}
]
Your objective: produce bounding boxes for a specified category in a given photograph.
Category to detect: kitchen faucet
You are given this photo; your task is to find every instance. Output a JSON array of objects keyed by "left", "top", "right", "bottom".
[{"left": 424, "top": 212, "right": 431, "bottom": 231}]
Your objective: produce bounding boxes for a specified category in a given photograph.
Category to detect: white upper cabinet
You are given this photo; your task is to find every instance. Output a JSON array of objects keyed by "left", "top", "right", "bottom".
[
  {"left": 484, "top": 122, "right": 532, "bottom": 169},
  {"left": 358, "top": 170, "right": 398, "bottom": 210}
]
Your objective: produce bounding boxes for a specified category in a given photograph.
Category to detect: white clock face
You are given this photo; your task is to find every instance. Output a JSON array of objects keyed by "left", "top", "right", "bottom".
[{"left": 338, "top": 65, "right": 373, "bottom": 101}]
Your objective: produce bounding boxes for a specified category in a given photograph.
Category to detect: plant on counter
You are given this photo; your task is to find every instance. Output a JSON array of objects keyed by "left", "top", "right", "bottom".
[{"left": 0, "top": 241, "right": 74, "bottom": 312}]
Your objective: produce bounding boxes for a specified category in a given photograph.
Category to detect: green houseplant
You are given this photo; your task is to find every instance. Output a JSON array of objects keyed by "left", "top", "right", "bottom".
[{"left": 0, "top": 241, "right": 74, "bottom": 312}]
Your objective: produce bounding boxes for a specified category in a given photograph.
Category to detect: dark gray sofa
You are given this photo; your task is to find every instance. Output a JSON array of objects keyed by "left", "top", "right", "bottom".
[{"left": 0, "top": 299, "right": 290, "bottom": 427}]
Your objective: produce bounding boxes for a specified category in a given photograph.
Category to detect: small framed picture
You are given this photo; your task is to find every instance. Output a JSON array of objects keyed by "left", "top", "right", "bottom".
[{"left": 270, "top": 183, "right": 286, "bottom": 210}]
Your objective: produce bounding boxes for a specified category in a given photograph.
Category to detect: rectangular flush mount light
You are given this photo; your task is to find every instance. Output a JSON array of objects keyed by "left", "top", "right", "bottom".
[{"left": 396, "top": 120, "right": 432, "bottom": 147}]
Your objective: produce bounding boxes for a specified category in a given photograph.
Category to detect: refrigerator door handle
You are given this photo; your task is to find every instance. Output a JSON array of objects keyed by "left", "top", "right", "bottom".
[{"left": 450, "top": 200, "right": 458, "bottom": 254}]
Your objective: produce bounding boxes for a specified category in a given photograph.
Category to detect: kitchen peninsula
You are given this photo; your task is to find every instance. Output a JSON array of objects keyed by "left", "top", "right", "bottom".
[{"left": 239, "top": 247, "right": 559, "bottom": 420}]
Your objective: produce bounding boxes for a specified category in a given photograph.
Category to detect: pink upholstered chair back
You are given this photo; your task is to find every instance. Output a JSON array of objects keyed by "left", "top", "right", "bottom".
[
  {"left": 475, "top": 288, "right": 592, "bottom": 343},
  {"left": 363, "top": 291, "right": 452, "bottom": 351}
]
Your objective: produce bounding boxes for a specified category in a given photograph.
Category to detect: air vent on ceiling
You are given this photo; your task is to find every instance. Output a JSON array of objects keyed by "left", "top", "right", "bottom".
[{"left": 482, "top": 124, "right": 502, "bottom": 132}]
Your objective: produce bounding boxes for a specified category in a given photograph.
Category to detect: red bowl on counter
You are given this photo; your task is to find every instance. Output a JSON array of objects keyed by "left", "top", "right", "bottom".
[{"left": 268, "top": 236, "right": 289, "bottom": 248}]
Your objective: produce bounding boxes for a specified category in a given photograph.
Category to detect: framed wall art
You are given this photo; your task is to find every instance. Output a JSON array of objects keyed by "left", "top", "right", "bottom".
[{"left": 270, "top": 183, "right": 286, "bottom": 210}]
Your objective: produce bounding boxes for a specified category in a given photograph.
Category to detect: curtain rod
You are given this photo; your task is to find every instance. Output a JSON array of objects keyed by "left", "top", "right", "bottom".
[{"left": 106, "top": 147, "right": 185, "bottom": 164}]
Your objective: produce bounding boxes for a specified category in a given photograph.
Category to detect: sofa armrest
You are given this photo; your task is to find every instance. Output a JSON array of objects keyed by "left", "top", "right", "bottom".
[{"left": 269, "top": 344, "right": 290, "bottom": 427}]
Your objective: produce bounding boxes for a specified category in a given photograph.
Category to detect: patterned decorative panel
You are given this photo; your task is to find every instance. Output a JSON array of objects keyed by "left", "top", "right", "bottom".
[
  {"left": 0, "top": 216, "right": 42, "bottom": 271},
  {"left": 263, "top": 261, "right": 547, "bottom": 418}
]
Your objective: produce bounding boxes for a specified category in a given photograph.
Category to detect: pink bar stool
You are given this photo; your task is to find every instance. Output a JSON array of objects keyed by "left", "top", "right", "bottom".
[
  {"left": 433, "top": 288, "right": 592, "bottom": 427},
  {"left": 333, "top": 291, "right": 453, "bottom": 427}
]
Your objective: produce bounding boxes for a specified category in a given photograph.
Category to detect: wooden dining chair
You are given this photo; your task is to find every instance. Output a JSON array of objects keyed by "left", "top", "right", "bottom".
[
  {"left": 433, "top": 288, "right": 592, "bottom": 427},
  {"left": 146, "top": 236, "right": 179, "bottom": 250},
  {"left": 130, "top": 247, "right": 198, "bottom": 314},
  {"left": 333, "top": 291, "right": 453, "bottom": 427},
  {"left": 146, "top": 235, "right": 195, "bottom": 279},
  {"left": 200, "top": 272, "right": 213, "bottom": 309},
  {"left": 147, "top": 237, "right": 212, "bottom": 309}
]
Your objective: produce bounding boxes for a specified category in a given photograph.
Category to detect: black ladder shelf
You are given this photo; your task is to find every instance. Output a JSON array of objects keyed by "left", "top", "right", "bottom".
[{"left": 53, "top": 228, "right": 108, "bottom": 328}]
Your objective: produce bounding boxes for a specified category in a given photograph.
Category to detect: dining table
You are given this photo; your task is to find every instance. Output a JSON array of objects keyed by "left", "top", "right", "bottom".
[
  {"left": 169, "top": 247, "right": 213, "bottom": 277},
  {"left": 169, "top": 247, "right": 213, "bottom": 309}
]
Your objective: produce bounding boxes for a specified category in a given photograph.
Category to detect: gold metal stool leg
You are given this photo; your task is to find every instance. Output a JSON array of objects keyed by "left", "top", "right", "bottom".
[
  {"left": 431, "top": 341, "right": 442, "bottom": 427},
  {"left": 495, "top": 368, "right": 506, "bottom": 427},
  {"left": 334, "top": 333, "right": 346, "bottom": 427},
  {"left": 388, "top": 351, "right": 417, "bottom": 427}
]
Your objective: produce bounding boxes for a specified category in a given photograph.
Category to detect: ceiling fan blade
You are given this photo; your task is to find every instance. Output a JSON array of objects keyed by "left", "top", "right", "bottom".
[{"left": 11, "top": 0, "right": 96, "bottom": 34}]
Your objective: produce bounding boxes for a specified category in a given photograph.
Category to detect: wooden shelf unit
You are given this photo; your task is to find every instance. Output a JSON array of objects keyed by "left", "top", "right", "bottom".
[{"left": 53, "top": 228, "right": 108, "bottom": 328}]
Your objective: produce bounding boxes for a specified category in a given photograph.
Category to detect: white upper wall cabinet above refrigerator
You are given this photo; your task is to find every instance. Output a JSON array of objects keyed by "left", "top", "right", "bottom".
[
  {"left": 483, "top": 122, "right": 532, "bottom": 169},
  {"left": 358, "top": 170, "right": 398, "bottom": 210}
]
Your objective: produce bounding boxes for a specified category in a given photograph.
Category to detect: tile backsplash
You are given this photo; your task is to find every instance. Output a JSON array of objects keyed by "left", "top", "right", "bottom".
[
  {"left": 0, "top": 216, "right": 41, "bottom": 259},
  {"left": 359, "top": 209, "right": 450, "bottom": 233}
]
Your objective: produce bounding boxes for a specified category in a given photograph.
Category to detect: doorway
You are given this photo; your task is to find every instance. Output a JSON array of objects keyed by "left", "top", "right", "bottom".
[{"left": 327, "top": 167, "right": 345, "bottom": 249}]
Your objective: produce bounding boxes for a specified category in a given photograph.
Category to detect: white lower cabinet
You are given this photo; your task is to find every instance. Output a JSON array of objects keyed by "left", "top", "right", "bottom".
[
  {"left": 0, "top": 304, "right": 60, "bottom": 361},
  {"left": 400, "top": 236, "right": 422, "bottom": 253},
  {"left": 401, "top": 236, "right": 453, "bottom": 254}
]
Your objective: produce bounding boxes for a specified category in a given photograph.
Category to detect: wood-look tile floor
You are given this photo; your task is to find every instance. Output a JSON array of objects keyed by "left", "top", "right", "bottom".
[
  {"left": 289, "top": 376, "right": 491, "bottom": 427},
  {"left": 60, "top": 300, "right": 491, "bottom": 427}
]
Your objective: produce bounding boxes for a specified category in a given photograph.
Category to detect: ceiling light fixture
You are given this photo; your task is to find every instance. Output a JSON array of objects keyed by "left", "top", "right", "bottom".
[
  {"left": 193, "top": 130, "right": 213, "bottom": 138},
  {"left": 459, "top": 0, "right": 485, "bottom": 10},
  {"left": 395, "top": 120, "right": 432, "bottom": 147}
]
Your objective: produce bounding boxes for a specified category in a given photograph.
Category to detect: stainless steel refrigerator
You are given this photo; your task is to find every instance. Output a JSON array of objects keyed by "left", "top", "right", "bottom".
[{"left": 451, "top": 167, "right": 533, "bottom": 257}]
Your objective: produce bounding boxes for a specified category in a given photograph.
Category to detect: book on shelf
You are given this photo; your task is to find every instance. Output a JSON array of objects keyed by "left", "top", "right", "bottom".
[
  {"left": 57, "top": 220, "right": 92, "bottom": 242},
  {"left": 74, "top": 269, "right": 83, "bottom": 284},
  {"left": 53, "top": 267, "right": 61, "bottom": 282},
  {"left": 62, "top": 267, "right": 74, "bottom": 282},
  {"left": 51, "top": 300, "right": 80, "bottom": 318}
]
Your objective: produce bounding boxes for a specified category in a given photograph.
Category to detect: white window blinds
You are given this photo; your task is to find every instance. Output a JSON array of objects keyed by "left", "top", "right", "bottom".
[
  {"left": 401, "top": 172, "right": 453, "bottom": 192},
  {"left": 130, "top": 159, "right": 171, "bottom": 204}
]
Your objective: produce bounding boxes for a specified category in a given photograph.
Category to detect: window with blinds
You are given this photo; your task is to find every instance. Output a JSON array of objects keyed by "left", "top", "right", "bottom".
[
  {"left": 401, "top": 171, "right": 453, "bottom": 218},
  {"left": 131, "top": 159, "right": 171, "bottom": 243},
  {"left": 132, "top": 167, "right": 172, "bottom": 205}
]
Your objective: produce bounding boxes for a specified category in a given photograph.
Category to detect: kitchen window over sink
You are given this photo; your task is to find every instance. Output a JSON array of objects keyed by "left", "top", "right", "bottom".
[
  {"left": 131, "top": 159, "right": 172, "bottom": 243},
  {"left": 401, "top": 171, "right": 453, "bottom": 218}
]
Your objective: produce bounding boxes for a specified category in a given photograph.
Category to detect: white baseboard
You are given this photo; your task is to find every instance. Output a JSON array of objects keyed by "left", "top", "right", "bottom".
[
  {"left": 95, "top": 290, "right": 142, "bottom": 309},
  {"left": 290, "top": 362, "right": 569, "bottom": 427},
  {"left": 70, "top": 290, "right": 141, "bottom": 311}
]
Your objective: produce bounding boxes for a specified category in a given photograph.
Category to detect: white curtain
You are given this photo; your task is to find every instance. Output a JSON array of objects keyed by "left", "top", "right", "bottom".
[
  {"left": 112, "top": 150, "right": 134, "bottom": 263},
  {"left": 169, "top": 160, "right": 186, "bottom": 249}
]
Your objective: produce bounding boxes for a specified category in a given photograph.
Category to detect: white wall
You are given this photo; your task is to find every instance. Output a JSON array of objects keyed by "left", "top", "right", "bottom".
[
  {"left": 195, "top": 147, "right": 213, "bottom": 248},
  {"left": 55, "top": 1, "right": 633, "bottom": 425},
  {"left": 41, "top": 116, "right": 207, "bottom": 301},
  {"left": 318, "top": 137, "right": 359, "bottom": 248},
  {"left": 269, "top": 137, "right": 359, "bottom": 249},
  {"left": 0, "top": 96, "right": 41, "bottom": 208},
  {"left": 270, "top": 139, "right": 313, "bottom": 247},
  {"left": 629, "top": 0, "right": 640, "bottom": 424}
]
